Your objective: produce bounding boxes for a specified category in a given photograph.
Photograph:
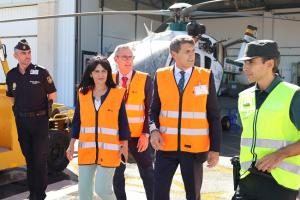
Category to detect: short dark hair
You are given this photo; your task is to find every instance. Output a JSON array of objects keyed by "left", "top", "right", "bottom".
[
  {"left": 170, "top": 35, "right": 194, "bottom": 53},
  {"left": 79, "top": 55, "right": 116, "bottom": 95},
  {"left": 262, "top": 57, "right": 280, "bottom": 73}
]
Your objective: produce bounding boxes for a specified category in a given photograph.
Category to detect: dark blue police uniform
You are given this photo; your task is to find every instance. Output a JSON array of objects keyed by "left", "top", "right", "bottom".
[{"left": 6, "top": 41, "right": 56, "bottom": 200}]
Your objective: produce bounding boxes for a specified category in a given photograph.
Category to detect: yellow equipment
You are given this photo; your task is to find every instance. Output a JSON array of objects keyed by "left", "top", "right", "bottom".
[{"left": 0, "top": 39, "right": 26, "bottom": 170}]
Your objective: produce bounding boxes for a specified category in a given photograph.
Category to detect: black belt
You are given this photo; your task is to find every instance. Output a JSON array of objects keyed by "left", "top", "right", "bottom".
[
  {"left": 248, "top": 167, "right": 273, "bottom": 179},
  {"left": 18, "top": 110, "right": 47, "bottom": 118}
]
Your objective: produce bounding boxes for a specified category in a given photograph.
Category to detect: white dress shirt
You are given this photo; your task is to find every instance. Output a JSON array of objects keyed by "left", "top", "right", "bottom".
[
  {"left": 94, "top": 98, "right": 101, "bottom": 111},
  {"left": 118, "top": 70, "right": 133, "bottom": 88},
  {"left": 174, "top": 65, "right": 193, "bottom": 88}
]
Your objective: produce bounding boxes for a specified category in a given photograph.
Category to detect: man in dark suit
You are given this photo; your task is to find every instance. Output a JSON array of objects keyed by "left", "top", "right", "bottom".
[
  {"left": 112, "top": 45, "right": 154, "bottom": 200},
  {"left": 149, "top": 35, "right": 222, "bottom": 200}
]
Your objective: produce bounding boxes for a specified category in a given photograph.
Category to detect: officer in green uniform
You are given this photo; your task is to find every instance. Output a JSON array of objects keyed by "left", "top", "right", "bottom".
[
  {"left": 6, "top": 39, "right": 57, "bottom": 200},
  {"left": 231, "top": 40, "right": 300, "bottom": 200}
]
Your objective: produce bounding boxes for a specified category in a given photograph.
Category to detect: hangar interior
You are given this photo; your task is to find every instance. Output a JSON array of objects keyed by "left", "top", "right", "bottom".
[{"left": 1, "top": 0, "right": 300, "bottom": 106}]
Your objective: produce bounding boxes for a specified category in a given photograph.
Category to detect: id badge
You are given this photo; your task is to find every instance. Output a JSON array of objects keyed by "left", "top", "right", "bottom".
[
  {"left": 194, "top": 85, "right": 209, "bottom": 95},
  {"left": 30, "top": 69, "right": 39, "bottom": 75}
]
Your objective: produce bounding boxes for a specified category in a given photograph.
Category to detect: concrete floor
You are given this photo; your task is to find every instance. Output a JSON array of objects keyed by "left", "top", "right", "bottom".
[{"left": 1, "top": 130, "right": 299, "bottom": 200}]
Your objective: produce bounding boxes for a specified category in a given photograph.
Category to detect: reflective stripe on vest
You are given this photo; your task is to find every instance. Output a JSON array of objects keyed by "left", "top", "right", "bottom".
[
  {"left": 78, "top": 88, "right": 125, "bottom": 167},
  {"left": 80, "top": 127, "right": 118, "bottom": 136},
  {"left": 160, "top": 126, "right": 209, "bottom": 136},
  {"left": 113, "top": 71, "right": 147, "bottom": 137},
  {"left": 240, "top": 161, "right": 300, "bottom": 175},
  {"left": 238, "top": 82, "right": 300, "bottom": 190},
  {"left": 156, "top": 66, "right": 210, "bottom": 153},
  {"left": 241, "top": 138, "right": 294, "bottom": 149},
  {"left": 127, "top": 117, "right": 145, "bottom": 123},
  {"left": 126, "top": 104, "right": 144, "bottom": 111},
  {"left": 160, "top": 110, "right": 207, "bottom": 119},
  {"left": 79, "top": 142, "right": 120, "bottom": 151}
]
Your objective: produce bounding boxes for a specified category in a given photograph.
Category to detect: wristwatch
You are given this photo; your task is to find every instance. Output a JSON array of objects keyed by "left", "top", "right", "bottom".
[{"left": 149, "top": 123, "right": 159, "bottom": 134}]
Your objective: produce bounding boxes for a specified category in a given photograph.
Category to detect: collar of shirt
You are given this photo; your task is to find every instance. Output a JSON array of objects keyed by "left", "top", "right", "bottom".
[
  {"left": 174, "top": 64, "right": 193, "bottom": 85},
  {"left": 17, "top": 63, "right": 34, "bottom": 75},
  {"left": 118, "top": 70, "right": 133, "bottom": 87},
  {"left": 255, "top": 75, "right": 282, "bottom": 94}
]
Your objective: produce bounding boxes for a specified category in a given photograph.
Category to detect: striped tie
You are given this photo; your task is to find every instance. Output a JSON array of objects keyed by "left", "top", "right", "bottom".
[{"left": 178, "top": 71, "right": 185, "bottom": 94}]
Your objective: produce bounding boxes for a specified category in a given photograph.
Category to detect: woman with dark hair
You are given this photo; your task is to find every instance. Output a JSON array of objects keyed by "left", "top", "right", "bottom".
[{"left": 66, "top": 55, "right": 130, "bottom": 200}]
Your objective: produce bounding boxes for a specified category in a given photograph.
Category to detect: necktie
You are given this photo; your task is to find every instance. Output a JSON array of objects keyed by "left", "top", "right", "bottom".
[
  {"left": 121, "top": 76, "right": 128, "bottom": 101},
  {"left": 178, "top": 71, "right": 185, "bottom": 94},
  {"left": 121, "top": 76, "right": 128, "bottom": 88}
]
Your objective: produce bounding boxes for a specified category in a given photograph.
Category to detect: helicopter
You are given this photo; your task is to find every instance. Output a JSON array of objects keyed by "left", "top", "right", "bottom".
[
  {"left": 1, "top": 0, "right": 297, "bottom": 93},
  {"left": 105, "top": 1, "right": 258, "bottom": 92},
  {"left": 0, "top": 0, "right": 270, "bottom": 93}
]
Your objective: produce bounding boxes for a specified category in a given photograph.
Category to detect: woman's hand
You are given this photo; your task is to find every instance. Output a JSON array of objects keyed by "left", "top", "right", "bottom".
[
  {"left": 119, "top": 141, "right": 128, "bottom": 164},
  {"left": 66, "top": 138, "right": 76, "bottom": 161}
]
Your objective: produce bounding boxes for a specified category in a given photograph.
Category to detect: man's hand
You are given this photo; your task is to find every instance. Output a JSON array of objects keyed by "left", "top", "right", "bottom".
[
  {"left": 150, "top": 130, "right": 164, "bottom": 150},
  {"left": 137, "top": 134, "right": 149, "bottom": 152},
  {"left": 206, "top": 151, "right": 219, "bottom": 168},
  {"left": 255, "top": 151, "right": 285, "bottom": 172},
  {"left": 120, "top": 141, "right": 128, "bottom": 163}
]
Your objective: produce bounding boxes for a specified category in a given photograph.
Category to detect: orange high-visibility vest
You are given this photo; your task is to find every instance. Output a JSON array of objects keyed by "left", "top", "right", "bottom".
[
  {"left": 156, "top": 66, "right": 210, "bottom": 153},
  {"left": 113, "top": 71, "right": 147, "bottom": 137},
  {"left": 78, "top": 87, "right": 125, "bottom": 167}
]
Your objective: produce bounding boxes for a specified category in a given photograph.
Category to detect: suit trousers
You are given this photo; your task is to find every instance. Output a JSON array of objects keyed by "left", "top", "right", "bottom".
[
  {"left": 154, "top": 151, "right": 207, "bottom": 200},
  {"left": 113, "top": 137, "right": 154, "bottom": 200}
]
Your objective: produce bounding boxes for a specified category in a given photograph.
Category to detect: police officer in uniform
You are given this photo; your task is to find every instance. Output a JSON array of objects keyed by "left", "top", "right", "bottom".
[
  {"left": 232, "top": 40, "right": 300, "bottom": 200},
  {"left": 6, "top": 39, "right": 57, "bottom": 200}
]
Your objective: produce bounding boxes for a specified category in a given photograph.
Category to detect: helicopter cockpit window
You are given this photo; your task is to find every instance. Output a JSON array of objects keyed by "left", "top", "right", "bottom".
[
  {"left": 195, "top": 53, "right": 200, "bottom": 67},
  {"left": 169, "top": 52, "right": 201, "bottom": 67},
  {"left": 204, "top": 56, "right": 211, "bottom": 69}
]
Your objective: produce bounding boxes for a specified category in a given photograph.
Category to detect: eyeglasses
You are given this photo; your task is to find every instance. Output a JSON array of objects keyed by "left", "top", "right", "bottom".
[{"left": 117, "top": 55, "right": 134, "bottom": 61}]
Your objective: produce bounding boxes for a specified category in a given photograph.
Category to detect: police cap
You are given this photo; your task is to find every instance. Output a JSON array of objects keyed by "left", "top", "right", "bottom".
[
  {"left": 15, "top": 39, "right": 31, "bottom": 51},
  {"left": 236, "top": 40, "right": 280, "bottom": 61}
]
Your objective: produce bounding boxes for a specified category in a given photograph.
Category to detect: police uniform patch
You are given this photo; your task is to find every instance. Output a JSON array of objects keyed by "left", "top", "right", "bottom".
[
  {"left": 47, "top": 76, "right": 53, "bottom": 84},
  {"left": 30, "top": 69, "right": 39, "bottom": 75},
  {"left": 22, "top": 45, "right": 26, "bottom": 50},
  {"left": 13, "top": 82, "right": 16, "bottom": 90}
]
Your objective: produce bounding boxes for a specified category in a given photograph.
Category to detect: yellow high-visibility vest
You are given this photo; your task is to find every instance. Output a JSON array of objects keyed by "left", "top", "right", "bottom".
[{"left": 239, "top": 82, "right": 300, "bottom": 190}]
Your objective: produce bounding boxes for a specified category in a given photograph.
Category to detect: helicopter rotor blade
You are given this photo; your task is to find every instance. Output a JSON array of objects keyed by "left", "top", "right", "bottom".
[
  {"left": 190, "top": 10, "right": 300, "bottom": 22},
  {"left": 181, "top": 0, "right": 231, "bottom": 17},
  {"left": 0, "top": 10, "right": 171, "bottom": 23},
  {"left": 190, "top": 10, "right": 263, "bottom": 17}
]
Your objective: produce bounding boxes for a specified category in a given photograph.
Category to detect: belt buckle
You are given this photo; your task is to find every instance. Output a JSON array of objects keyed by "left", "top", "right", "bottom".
[{"left": 36, "top": 112, "right": 41, "bottom": 116}]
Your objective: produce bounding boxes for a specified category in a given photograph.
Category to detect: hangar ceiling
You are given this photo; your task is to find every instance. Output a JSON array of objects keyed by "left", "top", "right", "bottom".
[{"left": 137, "top": 0, "right": 300, "bottom": 11}]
